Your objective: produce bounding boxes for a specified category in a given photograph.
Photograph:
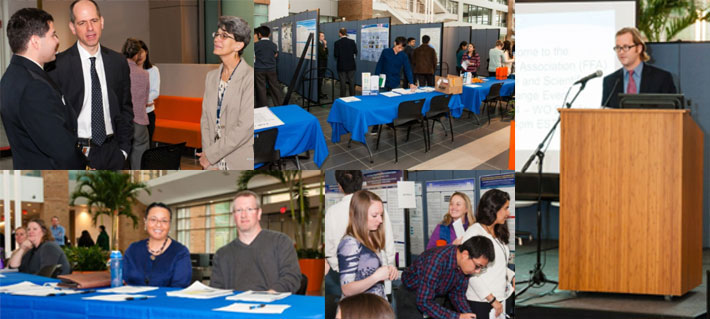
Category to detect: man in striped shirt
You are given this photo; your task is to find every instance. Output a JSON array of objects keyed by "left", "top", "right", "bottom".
[{"left": 398, "top": 236, "right": 494, "bottom": 319}]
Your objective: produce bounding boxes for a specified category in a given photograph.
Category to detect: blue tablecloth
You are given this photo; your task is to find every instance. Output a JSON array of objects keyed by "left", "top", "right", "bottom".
[
  {"left": 327, "top": 90, "right": 464, "bottom": 144},
  {"left": 460, "top": 78, "right": 515, "bottom": 114},
  {"left": 0, "top": 273, "right": 324, "bottom": 319},
  {"left": 255, "top": 105, "right": 329, "bottom": 168}
]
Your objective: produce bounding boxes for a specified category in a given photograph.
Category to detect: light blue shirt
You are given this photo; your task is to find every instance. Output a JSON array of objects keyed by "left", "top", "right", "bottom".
[
  {"left": 623, "top": 62, "right": 643, "bottom": 93},
  {"left": 51, "top": 225, "right": 65, "bottom": 246}
]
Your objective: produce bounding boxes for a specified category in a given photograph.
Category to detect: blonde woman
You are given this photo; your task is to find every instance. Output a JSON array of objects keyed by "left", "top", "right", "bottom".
[
  {"left": 337, "top": 190, "right": 398, "bottom": 299},
  {"left": 426, "top": 192, "right": 474, "bottom": 249}
]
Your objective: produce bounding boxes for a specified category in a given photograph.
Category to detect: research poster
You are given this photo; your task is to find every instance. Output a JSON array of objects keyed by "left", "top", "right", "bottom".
[
  {"left": 347, "top": 29, "right": 357, "bottom": 42},
  {"left": 281, "top": 22, "right": 293, "bottom": 54},
  {"left": 361, "top": 23, "right": 389, "bottom": 62},
  {"left": 296, "top": 19, "right": 316, "bottom": 60},
  {"left": 419, "top": 27, "right": 441, "bottom": 59},
  {"left": 272, "top": 28, "right": 279, "bottom": 51},
  {"left": 479, "top": 173, "right": 516, "bottom": 257}
]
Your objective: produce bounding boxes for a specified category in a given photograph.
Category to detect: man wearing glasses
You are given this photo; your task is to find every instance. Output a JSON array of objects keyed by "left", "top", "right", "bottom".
[
  {"left": 210, "top": 190, "right": 302, "bottom": 293},
  {"left": 396, "top": 236, "right": 495, "bottom": 319},
  {"left": 602, "top": 27, "right": 676, "bottom": 107}
]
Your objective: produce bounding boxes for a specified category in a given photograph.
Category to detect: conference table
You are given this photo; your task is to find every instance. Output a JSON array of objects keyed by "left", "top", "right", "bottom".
[
  {"left": 328, "top": 78, "right": 514, "bottom": 162},
  {"left": 460, "top": 78, "right": 515, "bottom": 115},
  {"left": 255, "top": 104, "right": 329, "bottom": 168},
  {"left": 0, "top": 272, "right": 325, "bottom": 319}
]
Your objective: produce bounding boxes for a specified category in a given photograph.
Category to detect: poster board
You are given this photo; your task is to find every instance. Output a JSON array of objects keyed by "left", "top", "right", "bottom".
[
  {"left": 296, "top": 19, "right": 316, "bottom": 60},
  {"left": 361, "top": 23, "right": 389, "bottom": 62},
  {"left": 281, "top": 22, "right": 293, "bottom": 54}
]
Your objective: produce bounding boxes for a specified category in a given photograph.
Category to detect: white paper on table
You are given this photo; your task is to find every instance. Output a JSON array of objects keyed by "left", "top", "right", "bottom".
[
  {"left": 254, "top": 107, "right": 285, "bottom": 130},
  {"left": 0, "top": 268, "right": 18, "bottom": 273},
  {"left": 339, "top": 97, "right": 361, "bottom": 103},
  {"left": 0, "top": 281, "right": 42, "bottom": 292},
  {"left": 166, "top": 280, "right": 233, "bottom": 299},
  {"left": 397, "top": 181, "right": 417, "bottom": 209},
  {"left": 391, "top": 88, "right": 414, "bottom": 95},
  {"left": 453, "top": 219, "right": 465, "bottom": 238},
  {"left": 10, "top": 287, "right": 82, "bottom": 296},
  {"left": 83, "top": 294, "right": 154, "bottom": 302},
  {"left": 214, "top": 302, "right": 291, "bottom": 314},
  {"left": 416, "top": 87, "right": 435, "bottom": 93},
  {"left": 227, "top": 290, "right": 291, "bottom": 302},
  {"left": 465, "top": 84, "right": 482, "bottom": 88},
  {"left": 0, "top": 274, "right": 4, "bottom": 278},
  {"left": 380, "top": 92, "right": 400, "bottom": 98},
  {"left": 99, "top": 286, "right": 159, "bottom": 294}
]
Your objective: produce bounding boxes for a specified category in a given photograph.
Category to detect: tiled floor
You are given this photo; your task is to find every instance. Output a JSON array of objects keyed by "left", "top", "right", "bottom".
[{"left": 277, "top": 80, "right": 513, "bottom": 170}]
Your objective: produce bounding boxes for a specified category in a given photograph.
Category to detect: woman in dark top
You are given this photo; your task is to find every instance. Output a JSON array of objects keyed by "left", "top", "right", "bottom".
[
  {"left": 456, "top": 41, "right": 468, "bottom": 74},
  {"left": 124, "top": 202, "right": 191, "bottom": 287},
  {"left": 8, "top": 219, "right": 70, "bottom": 276},
  {"left": 337, "top": 190, "right": 397, "bottom": 299},
  {"left": 77, "top": 230, "right": 95, "bottom": 247}
]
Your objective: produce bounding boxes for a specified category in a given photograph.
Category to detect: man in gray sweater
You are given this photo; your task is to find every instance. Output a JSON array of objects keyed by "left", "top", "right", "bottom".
[{"left": 210, "top": 190, "right": 301, "bottom": 292}]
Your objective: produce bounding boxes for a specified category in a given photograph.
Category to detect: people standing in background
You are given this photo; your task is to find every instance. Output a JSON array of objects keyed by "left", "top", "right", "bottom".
[
  {"left": 404, "top": 37, "right": 416, "bottom": 69},
  {"left": 426, "top": 192, "right": 475, "bottom": 249},
  {"left": 456, "top": 41, "right": 468, "bottom": 75},
  {"left": 48, "top": 0, "right": 134, "bottom": 170},
  {"left": 487, "top": 40, "right": 504, "bottom": 77},
  {"left": 462, "top": 44, "right": 481, "bottom": 77},
  {"left": 137, "top": 40, "right": 160, "bottom": 147},
  {"left": 318, "top": 31, "right": 329, "bottom": 99},
  {"left": 50, "top": 216, "right": 65, "bottom": 247},
  {"left": 334, "top": 28, "right": 358, "bottom": 97},
  {"left": 96, "top": 225, "right": 109, "bottom": 251},
  {"left": 122, "top": 38, "right": 149, "bottom": 170},
  {"left": 254, "top": 26, "right": 283, "bottom": 107},
  {"left": 198, "top": 16, "right": 254, "bottom": 170},
  {"left": 461, "top": 189, "right": 513, "bottom": 319},
  {"left": 502, "top": 40, "right": 514, "bottom": 73},
  {"left": 77, "top": 230, "right": 95, "bottom": 247},
  {"left": 413, "top": 35, "right": 437, "bottom": 87}
]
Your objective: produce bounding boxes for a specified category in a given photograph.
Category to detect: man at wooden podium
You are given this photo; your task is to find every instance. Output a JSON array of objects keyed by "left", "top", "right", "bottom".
[{"left": 602, "top": 27, "right": 676, "bottom": 107}]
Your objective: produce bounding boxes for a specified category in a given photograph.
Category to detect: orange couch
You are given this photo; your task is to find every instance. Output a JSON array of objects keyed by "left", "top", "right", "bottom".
[{"left": 153, "top": 96, "right": 202, "bottom": 148}]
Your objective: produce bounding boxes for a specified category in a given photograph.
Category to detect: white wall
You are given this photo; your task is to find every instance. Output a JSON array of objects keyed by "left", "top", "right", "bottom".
[
  {"left": 269, "top": 0, "right": 289, "bottom": 21},
  {"left": 74, "top": 208, "right": 113, "bottom": 246},
  {"left": 289, "top": 0, "right": 338, "bottom": 18}
]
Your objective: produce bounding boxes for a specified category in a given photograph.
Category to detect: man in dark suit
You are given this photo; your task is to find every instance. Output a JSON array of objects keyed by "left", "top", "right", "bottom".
[
  {"left": 47, "top": 0, "right": 133, "bottom": 169},
  {"left": 317, "top": 31, "right": 328, "bottom": 99},
  {"left": 334, "top": 28, "right": 358, "bottom": 97},
  {"left": 602, "top": 27, "right": 676, "bottom": 107},
  {"left": 413, "top": 35, "right": 437, "bottom": 87},
  {"left": 0, "top": 8, "right": 85, "bottom": 169}
]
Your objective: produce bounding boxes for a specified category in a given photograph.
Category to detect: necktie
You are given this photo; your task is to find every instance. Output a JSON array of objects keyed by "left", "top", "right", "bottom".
[
  {"left": 90, "top": 57, "right": 107, "bottom": 145},
  {"left": 627, "top": 70, "right": 637, "bottom": 94}
]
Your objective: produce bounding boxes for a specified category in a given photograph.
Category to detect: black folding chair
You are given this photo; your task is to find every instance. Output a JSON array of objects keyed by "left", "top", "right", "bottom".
[
  {"left": 501, "top": 87, "right": 515, "bottom": 119},
  {"left": 141, "top": 142, "right": 186, "bottom": 170},
  {"left": 425, "top": 94, "right": 454, "bottom": 145},
  {"left": 481, "top": 82, "right": 503, "bottom": 125},
  {"left": 38, "top": 264, "right": 63, "bottom": 278},
  {"left": 254, "top": 128, "right": 282, "bottom": 169},
  {"left": 376, "top": 98, "right": 428, "bottom": 163}
]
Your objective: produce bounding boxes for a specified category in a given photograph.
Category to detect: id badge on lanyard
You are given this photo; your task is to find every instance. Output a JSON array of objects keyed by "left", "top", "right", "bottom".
[{"left": 215, "top": 60, "right": 241, "bottom": 142}]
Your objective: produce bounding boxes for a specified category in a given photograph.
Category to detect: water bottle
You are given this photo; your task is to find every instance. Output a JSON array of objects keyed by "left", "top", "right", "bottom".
[{"left": 110, "top": 250, "right": 123, "bottom": 287}]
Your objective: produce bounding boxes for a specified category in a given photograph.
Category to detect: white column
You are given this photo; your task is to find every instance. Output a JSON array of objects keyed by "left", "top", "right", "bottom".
[
  {"left": 3, "top": 170, "right": 10, "bottom": 257},
  {"left": 13, "top": 171, "right": 20, "bottom": 230}
]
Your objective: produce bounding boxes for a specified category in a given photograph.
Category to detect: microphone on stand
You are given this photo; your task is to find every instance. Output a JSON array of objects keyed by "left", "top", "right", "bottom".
[{"left": 574, "top": 70, "right": 603, "bottom": 86}]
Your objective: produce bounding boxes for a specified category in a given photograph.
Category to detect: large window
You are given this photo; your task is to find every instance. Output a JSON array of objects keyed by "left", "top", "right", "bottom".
[
  {"left": 254, "top": 4, "right": 269, "bottom": 30},
  {"left": 443, "top": 0, "right": 459, "bottom": 15},
  {"left": 463, "top": 4, "right": 492, "bottom": 25},
  {"left": 496, "top": 11, "right": 507, "bottom": 27},
  {"left": 176, "top": 200, "right": 236, "bottom": 254}
]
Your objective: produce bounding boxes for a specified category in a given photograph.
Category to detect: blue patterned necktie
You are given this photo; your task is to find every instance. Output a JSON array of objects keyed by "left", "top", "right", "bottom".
[{"left": 90, "top": 57, "right": 106, "bottom": 145}]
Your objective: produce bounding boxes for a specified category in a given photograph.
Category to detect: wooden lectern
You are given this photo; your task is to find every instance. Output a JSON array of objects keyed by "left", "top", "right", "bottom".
[{"left": 559, "top": 109, "right": 703, "bottom": 296}]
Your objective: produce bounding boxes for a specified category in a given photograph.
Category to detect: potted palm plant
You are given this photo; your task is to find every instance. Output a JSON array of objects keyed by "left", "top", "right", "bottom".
[
  {"left": 70, "top": 171, "right": 150, "bottom": 251},
  {"left": 63, "top": 245, "right": 110, "bottom": 272}
]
